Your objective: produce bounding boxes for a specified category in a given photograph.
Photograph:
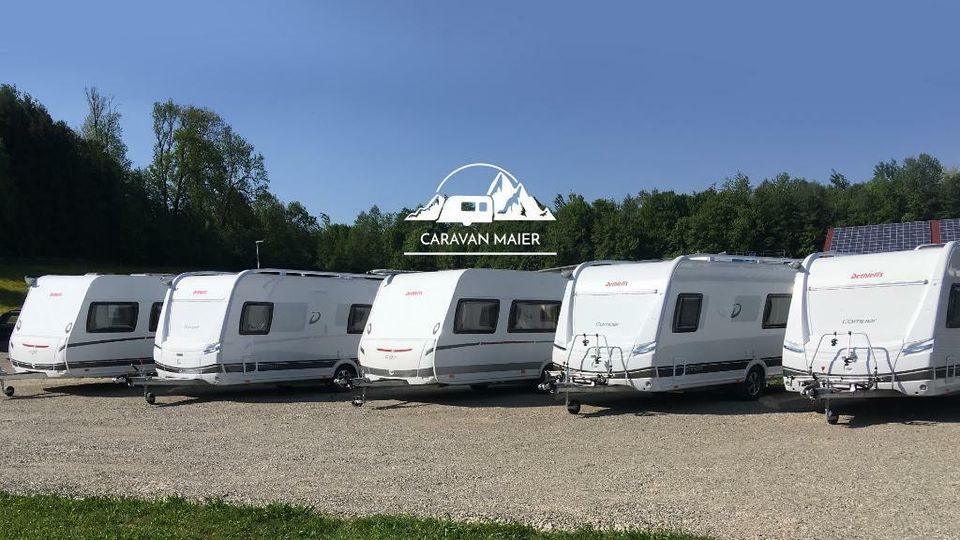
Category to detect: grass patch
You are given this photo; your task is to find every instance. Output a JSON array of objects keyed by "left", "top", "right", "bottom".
[
  {"left": 0, "top": 262, "right": 193, "bottom": 312},
  {"left": 0, "top": 492, "right": 712, "bottom": 540}
]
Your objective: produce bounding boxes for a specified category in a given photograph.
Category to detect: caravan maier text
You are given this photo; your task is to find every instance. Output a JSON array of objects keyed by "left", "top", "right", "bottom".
[{"left": 419, "top": 232, "right": 541, "bottom": 247}]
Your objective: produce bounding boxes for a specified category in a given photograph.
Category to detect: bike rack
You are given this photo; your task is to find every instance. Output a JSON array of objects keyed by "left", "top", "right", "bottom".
[
  {"left": 550, "top": 333, "right": 627, "bottom": 415},
  {"left": 802, "top": 331, "right": 883, "bottom": 424}
]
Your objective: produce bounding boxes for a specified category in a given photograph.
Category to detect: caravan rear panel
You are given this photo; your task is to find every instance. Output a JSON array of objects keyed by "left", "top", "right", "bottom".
[{"left": 783, "top": 245, "right": 956, "bottom": 401}]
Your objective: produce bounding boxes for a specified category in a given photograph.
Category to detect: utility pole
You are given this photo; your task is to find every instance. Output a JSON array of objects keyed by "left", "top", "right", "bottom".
[{"left": 255, "top": 240, "right": 265, "bottom": 268}]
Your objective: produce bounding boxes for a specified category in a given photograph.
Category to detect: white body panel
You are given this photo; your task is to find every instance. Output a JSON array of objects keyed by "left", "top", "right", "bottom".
[
  {"left": 553, "top": 256, "right": 797, "bottom": 392},
  {"left": 154, "top": 269, "right": 381, "bottom": 385},
  {"left": 359, "top": 269, "right": 567, "bottom": 385},
  {"left": 9, "top": 274, "right": 171, "bottom": 378},
  {"left": 783, "top": 243, "right": 960, "bottom": 398}
]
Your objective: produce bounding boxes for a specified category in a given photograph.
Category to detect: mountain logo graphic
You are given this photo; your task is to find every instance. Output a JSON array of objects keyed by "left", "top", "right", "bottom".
[{"left": 405, "top": 163, "right": 556, "bottom": 225}]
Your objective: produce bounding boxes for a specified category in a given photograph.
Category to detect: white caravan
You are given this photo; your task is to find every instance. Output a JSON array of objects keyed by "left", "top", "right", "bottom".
[
  {"left": 783, "top": 242, "right": 960, "bottom": 424},
  {"left": 351, "top": 269, "right": 567, "bottom": 406},
  {"left": 135, "top": 269, "right": 382, "bottom": 404},
  {"left": 2, "top": 274, "right": 172, "bottom": 397},
  {"left": 547, "top": 255, "right": 798, "bottom": 414}
]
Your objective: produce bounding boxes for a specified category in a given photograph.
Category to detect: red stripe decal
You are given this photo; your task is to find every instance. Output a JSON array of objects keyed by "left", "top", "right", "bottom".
[
  {"left": 22, "top": 343, "right": 50, "bottom": 349},
  {"left": 376, "top": 347, "right": 413, "bottom": 353}
]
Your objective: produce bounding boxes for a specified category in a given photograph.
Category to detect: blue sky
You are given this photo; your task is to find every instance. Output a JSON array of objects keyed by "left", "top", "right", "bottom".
[{"left": 2, "top": 1, "right": 958, "bottom": 223}]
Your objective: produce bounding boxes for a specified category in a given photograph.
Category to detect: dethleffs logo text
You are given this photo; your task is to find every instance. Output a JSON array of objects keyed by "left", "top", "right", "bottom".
[{"left": 404, "top": 163, "right": 556, "bottom": 257}]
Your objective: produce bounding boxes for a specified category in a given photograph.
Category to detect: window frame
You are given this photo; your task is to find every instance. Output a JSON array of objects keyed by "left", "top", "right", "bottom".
[
  {"left": 947, "top": 284, "right": 960, "bottom": 329},
  {"left": 86, "top": 302, "right": 140, "bottom": 334},
  {"left": 239, "top": 301, "right": 274, "bottom": 336},
  {"left": 507, "top": 300, "right": 562, "bottom": 334},
  {"left": 453, "top": 298, "right": 500, "bottom": 335},
  {"left": 148, "top": 302, "right": 163, "bottom": 333},
  {"left": 761, "top": 294, "right": 791, "bottom": 330},
  {"left": 347, "top": 304, "right": 372, "bottom": 335},
  {"left": 671, "top": 293, "right": 703, "bottom": 333}
]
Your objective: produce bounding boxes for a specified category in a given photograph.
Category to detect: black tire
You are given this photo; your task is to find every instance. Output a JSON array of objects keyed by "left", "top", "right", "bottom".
[
  {"left": 144, "top": 392, "right": 156, "bottom": 405},
  {"left": 351, "top": 396, "right": 364, "bottom": 407},
  {"left": 566, "top": 399, "right": 581, "bottom": 415},
  {"left": 826, "top": 408, "right": 840, "bottom": 425},
  {"left": 738, "top": 365, "right": 766, "bottom": 400},
  {"left": 3, "top": 385, "right": 14, "bottom": 397},
  {"left": 469, "top": 383, "right": 489, "bottom": 391},
  {"left": 332, "top": 364, "right": 357, "bottom": 392}
]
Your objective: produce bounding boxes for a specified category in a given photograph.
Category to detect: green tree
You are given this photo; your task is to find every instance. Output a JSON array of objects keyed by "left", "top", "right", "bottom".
[{"left": 80, "top": 87, "right": 130, "bottom": 169}]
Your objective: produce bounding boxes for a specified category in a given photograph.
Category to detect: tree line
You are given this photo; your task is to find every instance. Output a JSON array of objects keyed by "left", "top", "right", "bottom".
[{"left": 1, "top": 83, "right": 958, "bottom": 272}]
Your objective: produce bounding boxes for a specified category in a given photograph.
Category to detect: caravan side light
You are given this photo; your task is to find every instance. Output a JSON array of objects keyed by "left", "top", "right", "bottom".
[
  {"left": 783, "top": 340, "right": 804, "bottom": 353},
  {"left": 202, "top": 343, "right": 222, "bottom": 354},
  {"left": 631, "top": 341, "right": 656, "bottom": 355},
  {"left": 902, "top": 338, "right": 934, "bottom": 356}
]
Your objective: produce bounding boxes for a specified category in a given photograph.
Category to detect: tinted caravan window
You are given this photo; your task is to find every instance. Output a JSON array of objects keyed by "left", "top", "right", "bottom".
[
  {"left": 347, "top": 304, "right": 372, "bottom": 334},
  {"left": 148, "top": 302, "right": 163, "bottom": 332},
  {"left": 947, "top": 284, "right": 960, "bottom": 329},
  {"left": 672, "top": 294, "right": 702, "bottom": 333},
  {"left": 239, "top": 302, "right": 273, "bottom": 335},
  {"left": 454, "top": 299, "right": 499, "bottom": 334},
  {"left": 762, "top": 294, "right": 791, "bottom": 329},
  {"left": 87, "top": 302, "right": 139, "bottom": 333},
  {"left": 508, "top": 300, "right": 561, "bottom": 333}
]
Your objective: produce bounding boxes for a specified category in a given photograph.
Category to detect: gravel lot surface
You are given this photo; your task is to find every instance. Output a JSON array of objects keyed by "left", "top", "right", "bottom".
[{"left": 2, "top": 352, "right": 959, "bottom": 540}]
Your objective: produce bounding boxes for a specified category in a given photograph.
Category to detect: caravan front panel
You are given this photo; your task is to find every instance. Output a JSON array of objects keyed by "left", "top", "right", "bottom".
[
  {"left": 10, "top": 275, "right": 169, "bottom": 377},
  {"left": 359, "top": 269, "right": 566, "bottom": 387}
]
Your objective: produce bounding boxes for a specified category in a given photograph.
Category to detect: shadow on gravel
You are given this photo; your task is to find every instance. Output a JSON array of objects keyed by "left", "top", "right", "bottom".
[
  {"left": 829, "top": 396, "right": 960, "bottom": 428},
  {"left": 145, "top": 383, "right": 352, "bottom": 408},
  {"left": 41, "top": 382, "right": 141, "bottom": 399},
  {"left": 361, "top": 384, "right": 553, "bottom": 410},
  {"left": 568, "top": 386, "right": 819, "bottom": 418}
]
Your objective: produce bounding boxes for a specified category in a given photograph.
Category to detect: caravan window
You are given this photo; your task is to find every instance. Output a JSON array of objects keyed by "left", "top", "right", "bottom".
[
  {"left": 508, "top": 300, "right": 561, "bottom": 333},
  {"left": 454, "top": 299, "right": 500, "bottom": 334},
  {"left": 672, "top": 294, "right": 702, "bottom": 333},
  {"left": 347, "top": 304, "right": 372, "bottom": 334},
  {"left": 239, "top": 302, "right": 273, "bottom": 335},
  {"left": 148, "top": 302, "right": 163, "bottom": 332},
  {"left": 947, "top": 284, "right": 960, "bottom": 328},
  {"left": 86, "top": 302, "right": 139, "bottom": 333},
  {"left": 762, "top": 294, "right": 791, "bottom": 329}
]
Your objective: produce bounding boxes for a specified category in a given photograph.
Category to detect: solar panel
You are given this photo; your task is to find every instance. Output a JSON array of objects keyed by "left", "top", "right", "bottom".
[
  {"left": 829, "top": 220, "right": 932, "bottom": 254},
  {"left": 939, "top": 218, "right": 960, "bottom": 243}
]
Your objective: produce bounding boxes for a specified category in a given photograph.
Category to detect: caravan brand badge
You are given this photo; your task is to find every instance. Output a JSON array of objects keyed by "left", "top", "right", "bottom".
[
  {"left": 850, "top": 272, "right": 883, "bottom": 279},
  {"left": 404, "top": 163, "right": 556, "bottom": 257}
]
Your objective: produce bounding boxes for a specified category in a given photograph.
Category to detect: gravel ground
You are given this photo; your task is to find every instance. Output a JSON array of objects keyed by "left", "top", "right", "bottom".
[{"left": 2, "top": 352, "right": 959, "bottom": 540}]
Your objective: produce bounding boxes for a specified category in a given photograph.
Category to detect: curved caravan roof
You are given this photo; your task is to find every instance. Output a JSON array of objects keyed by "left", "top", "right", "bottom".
[
  {"left": 376, "top": 268, "right": 565, "bottom": 295},
  {"left": 802, "top": 244, "right": 950, "bottom": 287},
  {"left": 571, "top": 254, "right": 799, "bottom": 293},
  {"left": 366, "top": 268, "right": 567, "bottom": 339},
  {"left": 168, "top": 269, "right": 383, "bottom": 298}
]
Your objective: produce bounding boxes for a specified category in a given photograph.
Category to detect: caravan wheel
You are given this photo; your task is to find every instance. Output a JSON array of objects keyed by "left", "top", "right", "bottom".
[
  {"left": 3, "top": 385, "right": 14, "bottom": 397},
  {"left": 332, "top": 364, "right": 357, "bottom": 392},
  {"left": 566, "top": 399, "right": 581, "bottom": 415},
  {"left": 737, "top": 366, "right": 765, "bottom": 400},
  {"left": 144, "top": 392, "right": 156, "bottom": 405}
]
